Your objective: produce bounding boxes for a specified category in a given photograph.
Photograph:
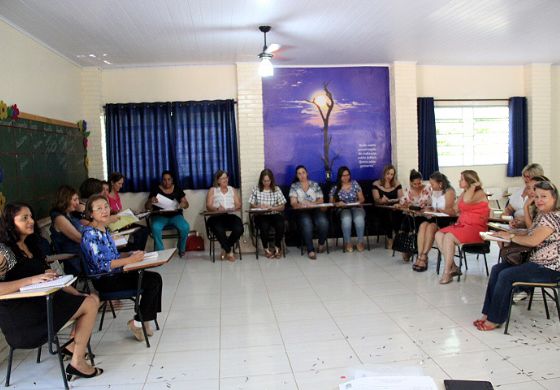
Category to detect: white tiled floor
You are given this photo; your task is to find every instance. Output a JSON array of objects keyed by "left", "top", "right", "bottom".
[{"left": 2, "top": 241, "right": 560, "bottom": 389}]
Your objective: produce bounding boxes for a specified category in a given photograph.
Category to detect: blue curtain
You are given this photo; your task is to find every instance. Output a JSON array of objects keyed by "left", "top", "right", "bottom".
[
  {"left": 507, "top": 97, "right": 528, "bottom": 177},
  {"left": 106, "top": 99, "right": 239, "bottom": 191},
  {"left": 172, "top": 100, "right": 239, "bottom": 189},
  {"left": 417, "top": 97, "right": 439, "bottom": 176},
  {"left": 106, "top": 103, "right": 174, "bottom": 192}
]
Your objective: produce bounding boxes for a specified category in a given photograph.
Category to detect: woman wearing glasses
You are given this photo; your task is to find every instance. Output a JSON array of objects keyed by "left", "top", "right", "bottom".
[
  {"left": 81, "top": 195, "right": 163, "bottom": 342},
  {"left": 474, "top": 181, "right": 560, "bottom": 331}
]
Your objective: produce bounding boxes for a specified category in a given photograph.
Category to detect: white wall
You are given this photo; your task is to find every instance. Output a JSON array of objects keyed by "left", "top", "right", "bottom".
[
  {"left": 102, "top": 65, "right": 237, "bottom": 103},
  {"left": 550, "top": 66, "right": 560, "bottom": 185},
  {"left": 0, "top": 19, "right": 82, "bottom": 121},
  {"left": 417, "top": 65, "right": 528, "bottom": 195}
]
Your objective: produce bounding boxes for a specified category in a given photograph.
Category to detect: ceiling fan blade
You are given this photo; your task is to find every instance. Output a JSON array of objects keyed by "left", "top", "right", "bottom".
[{"left": 265, "top": 43, "right": 281, "bottom": 54}]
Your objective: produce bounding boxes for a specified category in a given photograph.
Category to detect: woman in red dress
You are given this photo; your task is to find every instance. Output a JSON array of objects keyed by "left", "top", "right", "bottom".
[{"left": 435, "top": 170, "right": 489, "bottom": 284}]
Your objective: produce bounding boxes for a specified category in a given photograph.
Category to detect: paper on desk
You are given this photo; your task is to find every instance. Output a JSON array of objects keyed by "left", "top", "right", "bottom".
[
  {"left": 154, "top": 194, "right": 179, "bottom": 210},
  {"left": 423, "top": 211, "right": 449, "bottom": 217},
  {"left": 123, "top": 251, "right": 162, "bottom": 271},
  {"left": 339, "top": 376, "right": 437, "bottom": 390},
  {"left": 20, "top": 275, "right": 75, "bottom": 292},
  {"left": 480, "top": 231, "right": 510, "bottom": 243}
]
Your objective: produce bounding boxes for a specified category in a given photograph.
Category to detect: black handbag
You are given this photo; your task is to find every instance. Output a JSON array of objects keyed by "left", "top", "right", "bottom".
[
  {"left": 499, "top": 243, "right": 531, "bottom": 265},
  {"left": 392, "top": 215, "right": 417, "bottom": 254}
]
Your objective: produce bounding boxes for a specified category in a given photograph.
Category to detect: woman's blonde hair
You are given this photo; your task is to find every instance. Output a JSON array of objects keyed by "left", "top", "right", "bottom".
[
  {"left": 461, "top": 170, "right": 482, "bottom": 190},
  {"left": 521, "top": 163, "right": 544, "bottom": 179}
]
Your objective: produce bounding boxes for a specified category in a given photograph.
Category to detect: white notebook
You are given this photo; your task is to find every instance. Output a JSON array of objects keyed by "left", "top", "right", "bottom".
[
  {"left": 20, "top": 274, "right": 75, "bottom": 292},
  {"left": 480, "top": 231, "right": 510, "bottom": 243},
  {"left": 123, "top": 251, "right": 160, "bottom": 271}
]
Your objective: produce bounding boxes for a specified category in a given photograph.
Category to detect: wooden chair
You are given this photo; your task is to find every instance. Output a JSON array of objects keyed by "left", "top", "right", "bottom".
[{"left": 504, "top": 281, "right": 560, "bottom": 334}]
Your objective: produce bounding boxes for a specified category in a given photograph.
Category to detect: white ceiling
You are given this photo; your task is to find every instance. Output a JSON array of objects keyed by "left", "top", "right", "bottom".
[{"left": 1, "top": 0, "right": 559, "bottom": 68}]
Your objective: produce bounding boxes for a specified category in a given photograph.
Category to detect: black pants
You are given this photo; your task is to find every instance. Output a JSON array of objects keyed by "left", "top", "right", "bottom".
[
  {"left": 93, "top": 271, "right": 162, "bottom": 322},
  {"left": 254, "top": 214, "right": 285, "bottom": 248},
  {"left": 207, "top": 214, "right": 244, "bottom": 253},
  {"left": 378, "top": 208, "right": 403, "bottom": 239},
  {"left": 122, "top": 225, "right": 149, "bottom": 252}
]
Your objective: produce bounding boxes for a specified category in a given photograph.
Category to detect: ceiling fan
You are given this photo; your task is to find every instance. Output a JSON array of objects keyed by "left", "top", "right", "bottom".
[{"left": 258, "top": 26, "right": 281, "bottom": 77}]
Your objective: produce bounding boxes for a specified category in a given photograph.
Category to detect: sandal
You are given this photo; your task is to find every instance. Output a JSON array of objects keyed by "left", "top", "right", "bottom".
[
  {"left": 472, "top": 319, "right": 486, "bottom": 327},
  {"left": 439, "top": 272, "right": 454, "bottom": 284},
  {"left": 66, "top": 364, "right": 104, "bottom": 381},
  {"left": 60, "top": 347, "right": 95, "bottom": 361},
  {"left": 308, "top": 251, "right": 317, "bottom": 260},
  {"left": 476, "top": 321, "right": 499, "bottom": 331},
  {"left": 412, "top": 254, "right": 428, "bottom": 272},
  {"left": 264, "top": 248, "right": 274, "bottom": 259},
  {"left": 273, "top": 247, "right": 281, "bottom": 259},
  {"left": 226, "top": 252, "right": 236, "bottom": 262}
]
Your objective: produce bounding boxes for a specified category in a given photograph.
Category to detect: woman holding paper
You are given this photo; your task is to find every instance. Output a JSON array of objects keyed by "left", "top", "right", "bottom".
[
  {"left": 329, "top": 166, "right": 366, "bottom": 252},
  {"left": 0, "top": 202, "right": 103, "bottom": 380},
  {"left": 474, "top": 181, "right": 560, "bottom": 331},
  {"left": 81, "top": 194, "right": 163, "bottom": 342},
  {"left": 289, "top": 165, "right": 329, "bottom": 260},
  {"left": 145, "top": 171, "right": 190, "bottom": 256},
  {"left": 249, "top": 169, "right": 287, "bottom": 258},
  {"left": 413, "top": 172, "right": 456, "bottom": 272},
  {"left": 206, "top": 170, "right": 244, "bottom": 261},
  {"left": 435, "top": 170, "right": 489, "bottom": 284}
]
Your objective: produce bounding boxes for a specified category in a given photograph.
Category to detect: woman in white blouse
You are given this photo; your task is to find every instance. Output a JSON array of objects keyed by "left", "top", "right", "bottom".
[
  {"left": 413, "top": 172, "right": 456, "bottom": 272},
  {"left": 503, "top": 163, "right": 544, "bottom": 227},
  {"left": 206, "top": 170, "right": 244, "bottom": 261}
]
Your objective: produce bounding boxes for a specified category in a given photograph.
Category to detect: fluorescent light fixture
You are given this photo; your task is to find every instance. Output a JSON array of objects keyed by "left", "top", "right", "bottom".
[
  {"left": 103, "top": 60, "right": 112, "bottom": 65},
  {"left": 259, "top": 57, "right": 274, "bottom": 77},
  {"left": 89, "top": 54, "right": 96, "bottom": 58}
]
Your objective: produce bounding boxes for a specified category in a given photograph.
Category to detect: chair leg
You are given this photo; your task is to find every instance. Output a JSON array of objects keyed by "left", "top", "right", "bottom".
[
  {"left": 528, "top": 287, "right": 535, "bottom": 311},
  {"left": 483, "top": 254, "right": 489, "bottom": 276},
  {"left": 457, "top": 249, "right": 463, "bottom": 282},
  {"left": 238, "top": 241, "right": 243, "bottom": 260},
  {"left": 436, "top": 250, "right": 441, "bottom": 275},
  {"left": 87, "top": 340, "right": 95, "bottom": 366},
  {"left": 211, "top": 238, "right": 216, "bottom": 263},
  {"left": 504, "top": 288, "right": 515, "bottom": 334},
  {"left": 155, "top": 318, "right": 160, "bottom": 330},
  {"left": 5, "top": 346, "right": 14, "bottom": 386},
  {"left": 99, "top": 301, "right": 107, "bottom": 331},
  {"left": 36, "top": 346, "right": 42, "bottom": 363},
  {"left": 55, "top": 338, "right": 69, "bottom": 390},
  {"left": 109, "top": 300, "right": 117, "bottom": 318},
  {"left": 554, "top": 288, "right": 560, "bottom": 323},
  {"left": 542, "top": 288, "right": 551, "bottom": 319}
]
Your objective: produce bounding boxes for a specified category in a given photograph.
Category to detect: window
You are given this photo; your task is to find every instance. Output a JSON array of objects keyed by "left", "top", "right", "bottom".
[{"left": 434, "top": 103, "right": 509, "bottom": 167}]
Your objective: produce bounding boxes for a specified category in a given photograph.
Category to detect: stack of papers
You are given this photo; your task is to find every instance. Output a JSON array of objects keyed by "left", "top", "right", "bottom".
[
  {"left": 108, "top": 209, "right": 140, "bottom": 232},
  {"left": 480, "top": 231, "right": 510, "bottom": 243},
  {"left": 154, "top": 194, "right": 179, "bottom": 211},
  {"left": 20, "top": 275, "right": 75, "bottom": 292}
]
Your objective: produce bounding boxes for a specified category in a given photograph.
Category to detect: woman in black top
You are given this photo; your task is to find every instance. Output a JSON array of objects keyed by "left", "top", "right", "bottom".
[
  {"left": 0, "top": 203, "right": 102, "bottom": 380},
  {"left": 372, "top": 164, "right": 404, "bottom": 249},
  {"left": 145, "top": 171, "right": 190, "bottom": 256}
]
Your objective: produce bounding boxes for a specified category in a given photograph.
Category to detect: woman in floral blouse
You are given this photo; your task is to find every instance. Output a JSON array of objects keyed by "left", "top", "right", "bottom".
[
  {"left": 474, "top": 181, "right": 560, "bottom": 331},
  {"left": 329, "top": 166, "right": 366, "bottom": 252},
  {"left": 399, "top": 169, "right": 432, "bottom": 208},
  {"left": 81, "top": 194, "right": 163, "bottom": 342},
  {"left": 289, "top": 165, "right": 329, "bottom": 260},
  {"left": 249, "top": 169, "right": 287, "bottom": 258}
]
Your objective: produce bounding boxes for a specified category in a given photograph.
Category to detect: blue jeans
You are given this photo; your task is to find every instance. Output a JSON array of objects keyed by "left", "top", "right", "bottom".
[
  {"left": 150, "top": 214, "right": 190, "bottom": 252},
  {"left": 339, "top": 207, "right": 365, "bottom": 244},
  {"left": 482, "top": 261, "right": 560, "bottom": 324},
  {"left": 296, "top": 209, "right": 329, "bottom": 253}
]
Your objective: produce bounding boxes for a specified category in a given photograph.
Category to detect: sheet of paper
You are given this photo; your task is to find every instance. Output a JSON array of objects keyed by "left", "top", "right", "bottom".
[
  {"left": 112, "top": 235, "right": 128, "bottom": 247},
  {"left": 108, "top": 208, "right": 140, "bottom": 232},
  {"left": 480, "top": 231, "right": 510, "bottom": 243},
  {"left": 123, "top": 250, "right": 173, "bottom": 271},
  {"left": 423, "top": 211, "right": 449, "bottom": 217},
  {"left": 339, "top": 376, "right": 437, "bottom": 390},
  {"left": 154, "top": 194, "right": 179, "bottom": 211},
  {"left": 20, "top": 274, "right": 75, "bottom": 292}
]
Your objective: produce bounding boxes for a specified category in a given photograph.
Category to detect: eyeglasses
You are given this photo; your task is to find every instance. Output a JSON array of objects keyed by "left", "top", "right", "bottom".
[{"left": 92, "top": 205, "right": 110, "bottom": 213}]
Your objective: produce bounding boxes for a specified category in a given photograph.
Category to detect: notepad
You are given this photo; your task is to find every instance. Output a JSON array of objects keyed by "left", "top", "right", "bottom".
[
  {"left": 108, "top": 209, "right": 140, "bottom": 232},
  {"left": 480, "top": 231, "right": 510, "bottom": 243},
  {"left": 123, "top": 251, "right": 162, "bottom": 271},
  {"left": 20, "top": 274, "right": 75, "bottom": 292}
]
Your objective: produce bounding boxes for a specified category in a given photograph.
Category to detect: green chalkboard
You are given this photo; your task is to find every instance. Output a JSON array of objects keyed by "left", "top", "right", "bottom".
[{"left": 0, "top": 117, "right": 87, "bottom": 219}]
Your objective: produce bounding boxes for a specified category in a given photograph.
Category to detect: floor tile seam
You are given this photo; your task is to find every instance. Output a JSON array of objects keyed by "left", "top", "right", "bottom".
[
  {"left": 256, "top": 257, "right": 302, "bottom": 390},
  {"left": 218, "top": 257, "right": 224, "bottom": 389}
]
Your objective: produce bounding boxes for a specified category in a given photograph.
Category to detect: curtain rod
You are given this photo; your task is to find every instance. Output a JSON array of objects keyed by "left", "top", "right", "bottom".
[{"left": 434, "top": 98, "right": 508, "bottom": 102}]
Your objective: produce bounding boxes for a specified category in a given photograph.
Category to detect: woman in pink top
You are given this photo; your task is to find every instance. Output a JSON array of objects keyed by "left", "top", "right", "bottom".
[
  {"left": 435, "top": 170, "right": 489, "bottom": 284},
  {"left": 108, "top": 173, "right": 124, "bottom": 213}
]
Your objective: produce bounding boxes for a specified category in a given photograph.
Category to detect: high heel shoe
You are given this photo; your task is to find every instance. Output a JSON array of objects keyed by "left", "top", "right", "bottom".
[
  {"left": 60, "top": 347, "right": 95, "bottom": 361},
  {"left": 439, "top": 272, "right": 453, "bottom": 284},
  {"left": 65, "top": 364, "right": 103, "bottom": 381}
]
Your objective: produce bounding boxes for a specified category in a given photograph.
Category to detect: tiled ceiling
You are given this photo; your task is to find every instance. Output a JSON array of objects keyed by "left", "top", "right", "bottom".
[{"left": 1, "top": 0, "right": 559, "bottom": 68}]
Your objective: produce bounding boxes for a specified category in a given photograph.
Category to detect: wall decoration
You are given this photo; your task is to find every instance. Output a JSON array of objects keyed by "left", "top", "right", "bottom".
[{"left": 262, "top": 67, "right": 391, "bottom": 185}]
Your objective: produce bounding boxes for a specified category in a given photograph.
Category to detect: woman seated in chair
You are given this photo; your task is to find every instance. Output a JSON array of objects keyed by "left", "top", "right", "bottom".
[
  {"left": 249, "top": 169, "right": 287, "bottom": 259},
  {"left": 50, "top": 185, "right": 87, "bottom": 275},
  {"left": 397, "top": 169, "right": 432, "bottom": 261},
  {"left": 372, "top": 164, "right": 404, "bottom": 249},
  {"left": 329, "top": 166, "right": 366, "bottom": 253},
  {"left": 106, "top": 172, "right": 149, "bottom": 251},
  {"left": 289, "top": 165, "right": 329, "bottom": 260},
  {"left": 503, "top": 163, "right": 544, "bottom": 227},
  {"left": 474, "top": 180, "right": 560, "bottom": 331},
  {"left": 81, "top": 195, "right": 163, "bottom": 342},
  {"left": 0, "top": 202, "right": 103, "bottom": 380},
  {"left": 145, "top": 170, "right": 190, "bottom": 257},
  {"left": 435, "top": 170, "right": 489, "bottom": 284},
  {"left": 206, "top": 170, "right": 244, "bottom": 261},
  {"left": 413, "top": 172, "right": 456, "bottom": 272}
]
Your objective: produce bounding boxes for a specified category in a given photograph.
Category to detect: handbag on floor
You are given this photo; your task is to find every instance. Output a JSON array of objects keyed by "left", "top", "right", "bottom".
[
  {"left": 392, "top": 215, "right": 417, "bottom": 254},
  {"left": 499, "top": 243, "right": 531, "bottom": 265},
  {"left": 186, "top": 231, "right": 205, "bottom": 251}
]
